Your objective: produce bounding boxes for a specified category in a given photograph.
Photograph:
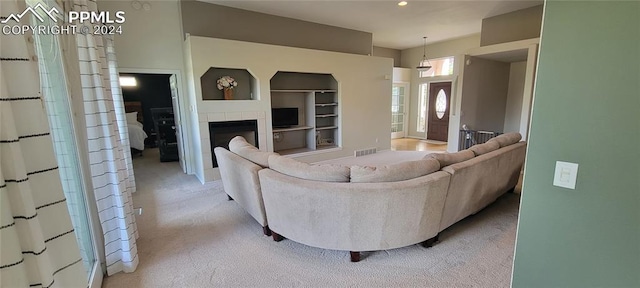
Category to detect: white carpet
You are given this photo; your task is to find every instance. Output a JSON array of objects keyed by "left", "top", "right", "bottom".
[{"left": 103, "top": 148, "right": 520, "bottom": 287}]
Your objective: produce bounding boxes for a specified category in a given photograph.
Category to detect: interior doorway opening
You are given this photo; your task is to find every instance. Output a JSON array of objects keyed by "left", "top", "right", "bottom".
[{"left": 119, "top": 72, "right": 187, "bottom": 170}]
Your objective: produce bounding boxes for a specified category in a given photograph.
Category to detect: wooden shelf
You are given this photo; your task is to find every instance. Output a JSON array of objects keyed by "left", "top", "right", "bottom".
[
  {"left": 271, "top": 89, "right": 337, "bottom": 93},
  {"left": 316, "top": 126, "right": 338, "bottom": 131},
  {"left": 315, "top": 102, "right": 338, "bottom": 107},
  {"left": 316, "top": 114, "right": 338, "bottom": 118},
  {"left": 272, "top": 126, "right": 313, "bottom": 132}
]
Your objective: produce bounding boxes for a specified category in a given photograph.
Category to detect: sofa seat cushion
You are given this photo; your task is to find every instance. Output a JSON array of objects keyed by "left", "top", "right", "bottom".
[
  {"left": 268, "top": 155, "right": 350, "bottom": 182},
  {"left": 228, "top": 136, "right": 276, "bottom": 168},
  {"left": 350, "top": 158, "right": 440, "bottom": 183},
  {"left": 469, "top": 140, "right": 500, "bottom": 156},
  {"left": 490, "top": 132, "right": 522, "bottom": 148},
  {"left": 425, "top": 150, "right": 475, "bottom": 167}
]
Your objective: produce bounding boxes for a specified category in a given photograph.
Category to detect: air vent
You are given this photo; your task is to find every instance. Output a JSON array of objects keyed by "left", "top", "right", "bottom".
[{"left": 354, "top": 147, "right": 377, "bottom": 157}]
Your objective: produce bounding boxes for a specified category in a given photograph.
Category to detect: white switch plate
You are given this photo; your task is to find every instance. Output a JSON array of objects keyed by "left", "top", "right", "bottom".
[{"left": 553, "top": 161, "right": 579, "bottom": 189}]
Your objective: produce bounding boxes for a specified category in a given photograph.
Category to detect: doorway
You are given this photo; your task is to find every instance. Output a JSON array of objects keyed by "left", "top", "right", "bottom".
[
  {"left": 119, "top": 72, "right": 186, "bottom": 169},
  {"left": 427, "top": 82, "right": 451, "bottom": 142}
]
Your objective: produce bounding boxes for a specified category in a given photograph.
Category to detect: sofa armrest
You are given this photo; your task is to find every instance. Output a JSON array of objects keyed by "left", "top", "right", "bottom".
[{"left": 214, "top": 147, "right": 267, "bottom": 226}]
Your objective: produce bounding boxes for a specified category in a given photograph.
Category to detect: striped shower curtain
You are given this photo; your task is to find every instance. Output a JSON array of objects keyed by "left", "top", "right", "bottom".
[
  {"left": 0, "top": 0, "right": 87, "bottom": 286},
  {"left": 72, "top": 0, "right": 139, "bottom": 275}
]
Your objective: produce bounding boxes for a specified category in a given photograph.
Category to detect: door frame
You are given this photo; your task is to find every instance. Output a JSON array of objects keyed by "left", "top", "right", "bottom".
[
  {"left": 119, "top": 68, "right": 192, "bottom": 175},
  {"left": 391, "top": 82, "right": 410, "bottom": 139},
  {"left": 416, "top": 77, "right": 455, "bottom": 140}
]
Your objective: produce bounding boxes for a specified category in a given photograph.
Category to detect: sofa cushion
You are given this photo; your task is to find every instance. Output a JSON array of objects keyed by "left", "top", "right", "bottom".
[
  {"left": 491, "top": 132, "right": 522, "bottom": 147},
  {"left": 350, "top": 158, "right": 440, "bottom": 183},
  {"left": 425, "top": 150, "right": 475, "bottom": 167},
  {"left": 469, "top": 140, "right": 500, "bottom": 156},
  {"left": 228, "top": 136, "right": 275, "bottom": 168},
  {"left": 268, "top": 155, "right": 350, "bottom": 182}
]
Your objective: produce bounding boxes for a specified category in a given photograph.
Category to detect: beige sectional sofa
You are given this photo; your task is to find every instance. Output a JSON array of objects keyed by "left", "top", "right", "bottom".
[
  {"left": 259, "top": 157, "right": 450, "bottom": 262},
  {"left": 215, "top": 133, "right": 526, "bottom": 262}
]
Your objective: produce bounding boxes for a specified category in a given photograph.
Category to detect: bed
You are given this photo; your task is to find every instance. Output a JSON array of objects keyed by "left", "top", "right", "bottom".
[{"left": 125, "top": 102, "right": 148, "bottom": 153}]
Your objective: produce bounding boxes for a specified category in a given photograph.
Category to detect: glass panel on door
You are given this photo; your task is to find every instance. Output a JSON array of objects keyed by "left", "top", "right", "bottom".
[{"left": 391, "top": 84, "right": 407, "bottom": 139}]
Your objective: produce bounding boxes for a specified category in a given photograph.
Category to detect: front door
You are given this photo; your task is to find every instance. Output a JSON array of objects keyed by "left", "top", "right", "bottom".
[{"left": 427, "top": 82, "right": 451, "bottom": 142}]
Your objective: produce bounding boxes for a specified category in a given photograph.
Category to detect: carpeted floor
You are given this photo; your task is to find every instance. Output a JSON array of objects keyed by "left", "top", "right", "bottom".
[{"left": 103, "top": 148, "right": 521, "bottom": 287}]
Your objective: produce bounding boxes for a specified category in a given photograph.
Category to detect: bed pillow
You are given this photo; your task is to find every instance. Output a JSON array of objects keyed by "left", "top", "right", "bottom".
[
  {"left": 228, "top": 136, "right": 276, "bottom": 168},
  {"left": 268, "top": 155, "right": 350, "bottom": 182},
  {"left": 350, "top": 158, "right": 440, "bottom": 183},
  {"left": 424, "top": 150, "right": 475, "bottom": 167},
  {"left": 126, "top": 112, "right": 138, "bottom": 124}
]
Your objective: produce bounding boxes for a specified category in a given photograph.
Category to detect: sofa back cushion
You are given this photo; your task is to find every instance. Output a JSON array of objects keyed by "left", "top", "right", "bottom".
[
  {"left": 228, "top": 136, "right": 276, "bottom": 168},
  {"left": 350, "top": 158, "right": 440, "bottom": 183},
  {"left": 490, "top": 132, "right": 522, "bottom": 148},
  {"left": 268, "top": 155, "right": 350, "bottom": 182},
  {"left": 425, "top": 150, "right": 475, "bottom": 168},
  {"left": 469, "top": 140, "right": 500, "bottom": 156}
]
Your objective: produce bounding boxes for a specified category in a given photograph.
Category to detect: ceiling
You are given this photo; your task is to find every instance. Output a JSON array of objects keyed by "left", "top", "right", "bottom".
[{"left": 204, "top": 0, "right": 543, "bottom": 50}]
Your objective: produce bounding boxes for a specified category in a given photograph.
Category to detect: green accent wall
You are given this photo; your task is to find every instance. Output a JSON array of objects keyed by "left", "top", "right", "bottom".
[{"left": 512, "top": 1, "right": 640, "bottom": 287}]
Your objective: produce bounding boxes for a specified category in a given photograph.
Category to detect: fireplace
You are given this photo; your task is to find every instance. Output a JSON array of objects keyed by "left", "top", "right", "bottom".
[{"left": 209, "top": 120, "right": 258, "bottom": 167}]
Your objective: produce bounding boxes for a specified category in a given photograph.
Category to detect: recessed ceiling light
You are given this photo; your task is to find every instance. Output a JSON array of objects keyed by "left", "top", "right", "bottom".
[{"left": 398, "top": 1, "right": 408, "bottom": 6}]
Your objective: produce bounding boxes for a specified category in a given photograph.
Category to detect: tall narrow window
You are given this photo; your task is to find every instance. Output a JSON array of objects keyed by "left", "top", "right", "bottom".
[
  {"left": 391, "top": 84, "right": 407, "bottom": 138},
  {"left": 435, "top": 89, "right": 447, "bottom": 119},
  {"left": 391, "top": 86, "right": 404, "bottom": 132},
  {"left": 417, "top": 83, "right": 428, "bottom": 133},
  {"left": 29, "top": 0, "right": 97, "bottom": 280}
]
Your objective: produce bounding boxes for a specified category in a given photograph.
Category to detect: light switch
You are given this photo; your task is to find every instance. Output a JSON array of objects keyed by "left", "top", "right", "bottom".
[{"left": 553, "top": 161, "right": 579, "bottom": 189}]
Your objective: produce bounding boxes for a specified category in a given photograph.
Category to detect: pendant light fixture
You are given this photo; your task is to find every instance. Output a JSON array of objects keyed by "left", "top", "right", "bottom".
[{"left": 416, "top": 36, "right": 432, "bottom": 72}]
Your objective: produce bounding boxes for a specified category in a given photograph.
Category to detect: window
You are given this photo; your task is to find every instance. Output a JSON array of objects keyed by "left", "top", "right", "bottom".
[
  {"left": 417, "top": 83, "right": 428, "bottom": 133},
  {"left": 419, "top": 56, "right": 455, "bottom": 78},
  {"left": 435, "top": 89, "right": 447, "bottom": 119},
  {"left": 29, "top": 0, "right": 97, "bottom": 280},
  {"left": 391, "top": 85, "right": 405, "bottom": 133}
]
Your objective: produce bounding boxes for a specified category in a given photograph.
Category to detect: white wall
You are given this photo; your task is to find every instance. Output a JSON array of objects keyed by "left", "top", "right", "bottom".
[
  {"left": 392, "top": 67, "right": 411, "bottom": 83},
  {"left": 98, "top": 0, "right": 185, "bottom": 71},
  {"left": 185, "top": 36, "right": 393, "bottom": 183},
  {"left": 504, "top": 61, "right": 527, "bottom": 133},
  {"left": 459, "top": 57, "right": 511, "bottom": 132},
  {"left": 98, "top": 0, "right": 194, "bottom": 174}
]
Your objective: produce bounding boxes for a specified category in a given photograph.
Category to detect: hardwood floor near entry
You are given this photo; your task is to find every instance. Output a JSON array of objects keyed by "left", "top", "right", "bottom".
[{"left": 391, "top": 138, "right": 447, "bottom": 152}]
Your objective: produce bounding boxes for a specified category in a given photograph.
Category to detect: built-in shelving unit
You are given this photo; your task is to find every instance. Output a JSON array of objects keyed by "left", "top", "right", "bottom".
[{"left": 270, "top": 72, "right": 339, "bottom": 155}]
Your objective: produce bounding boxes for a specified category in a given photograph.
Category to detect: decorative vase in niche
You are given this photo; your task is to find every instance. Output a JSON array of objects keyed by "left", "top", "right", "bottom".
[{"left": 223, "top": 88, "right": 233, "bottom": 100}]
